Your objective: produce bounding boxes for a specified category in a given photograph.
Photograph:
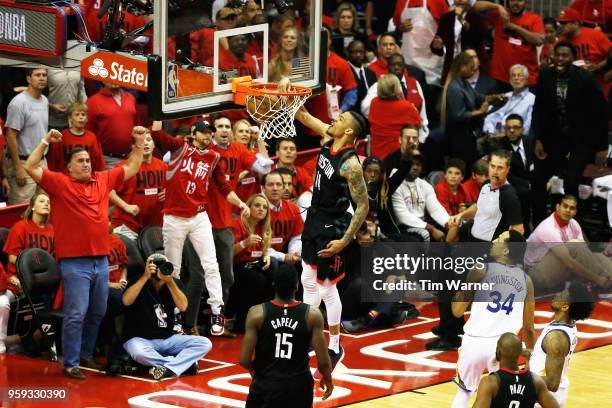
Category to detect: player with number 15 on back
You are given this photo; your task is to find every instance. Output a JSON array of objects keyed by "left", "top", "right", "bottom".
[
  {"left": 450, "top": 230, "right": 535, "bottom": 408},
  {"left": 239, "top": 265, "right": 333, "bottom": 407}
]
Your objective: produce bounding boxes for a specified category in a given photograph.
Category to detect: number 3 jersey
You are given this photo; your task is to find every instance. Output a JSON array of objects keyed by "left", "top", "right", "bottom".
[
  {"left": 529, "top": 322, "right": 578, "bottom": 391},
  {"left": 254, "top": 301, "right": 311, "bottom": 379},
  {"left": 463, "top": 262, "right": 528, "bottom": 338}
]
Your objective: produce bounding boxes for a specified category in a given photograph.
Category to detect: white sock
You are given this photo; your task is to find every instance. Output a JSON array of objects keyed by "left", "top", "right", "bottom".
[
  {"left": 328, "top": 334, "right": 340, "bottom": 353},
  {"left": 450, "top": 388, "right": 473, "bottom": 408}
]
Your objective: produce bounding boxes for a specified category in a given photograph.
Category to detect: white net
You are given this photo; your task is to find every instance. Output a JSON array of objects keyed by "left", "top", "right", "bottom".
[{"left": 245, "top": 91, "right": 310, "bottom": 139}]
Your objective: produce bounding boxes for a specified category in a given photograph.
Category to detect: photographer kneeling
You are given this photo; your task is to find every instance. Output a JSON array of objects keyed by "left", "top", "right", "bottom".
[{"left": 122, "top": 254, "right": 212, "bottom": 380}]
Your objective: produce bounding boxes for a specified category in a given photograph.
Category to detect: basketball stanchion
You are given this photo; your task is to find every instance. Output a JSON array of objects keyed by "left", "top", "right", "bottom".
[{"left": 232, "top": 76, "right": 312, "bottom": 140}]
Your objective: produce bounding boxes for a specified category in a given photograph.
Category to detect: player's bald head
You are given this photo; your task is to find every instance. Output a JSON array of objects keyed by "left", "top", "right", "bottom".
[{"left": 496, "top": 332, "right": 523, "bottom": 361}]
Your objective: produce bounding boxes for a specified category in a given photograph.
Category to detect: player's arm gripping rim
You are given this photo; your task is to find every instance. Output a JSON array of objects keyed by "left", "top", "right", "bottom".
[
  {"left": 541, "top": 331, "right": 570, "bottom": 392},
  {"left": 319, "top": 156, "right": 368, "bottom": 258}
]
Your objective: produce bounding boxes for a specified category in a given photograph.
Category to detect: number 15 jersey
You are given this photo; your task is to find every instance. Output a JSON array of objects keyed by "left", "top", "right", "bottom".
[
  {"left": 254, "top": 301, "right": 311, "bottom": 379},
  {"left": 464, "top": 262, "right": 528, "bottom": 338}
]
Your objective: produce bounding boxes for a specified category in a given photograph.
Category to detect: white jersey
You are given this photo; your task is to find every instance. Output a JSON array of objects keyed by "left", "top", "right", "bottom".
[
  {"left": 530, "top": 322, "right": 578, "bottom": 391},
  {"left": 463, "top": 262, "right": 527, "bottom": 337}
]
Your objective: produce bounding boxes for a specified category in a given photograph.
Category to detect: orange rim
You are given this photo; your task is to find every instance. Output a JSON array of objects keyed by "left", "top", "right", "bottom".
[{"left": 232, "top": 76, "right": 312, "bottom": 105}]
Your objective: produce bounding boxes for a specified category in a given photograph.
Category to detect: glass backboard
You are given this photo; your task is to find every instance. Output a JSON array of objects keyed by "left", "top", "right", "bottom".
[{"left": 149, "top": 0, "right": 325, "bottom": 119}]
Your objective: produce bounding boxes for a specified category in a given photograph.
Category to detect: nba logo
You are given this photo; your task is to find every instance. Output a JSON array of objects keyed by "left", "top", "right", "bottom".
[{"left": 168, "top": 64, "right": 179, "bottom": 99}]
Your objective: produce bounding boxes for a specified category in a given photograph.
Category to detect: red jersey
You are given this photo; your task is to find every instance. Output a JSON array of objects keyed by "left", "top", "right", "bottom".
[
  {"left": 86, "top": 88, "right": 139, "bottom": 156},
  {"left": 270, "top": 200, "right": 304, "bottom": 252},
  {"left": 112, "top": 158, "right": 168, "bottom": 233},
  {"left": 272, "top": 164, "right": 314, "bottom": 199},
  {"left": 107, "top": 233, "right": 128, "bottom": 283},
  {"left": 462, "top": 178, "right": 482, "bottom": 203},
  {"left": 434, "top": 179, "right": 467, "bottom": 216},
  {"left": 236, "top": 171, "right": 261, "bottom": 203},
  {"left": 48, "top": 129, "right": 105, "bottom": 174},
  {"left": 151, "top": 130, "right": 231, "bottom": 218},
  {"left": 489, "top": 9, "right": 544, "bottom": 85},
  {"left": 232, "top": 218, "right": 264, "bottom": 264},
  {"left": 190, "top": 27, "right": 215, "bottom": 64},
  {"left": 2, "top": 220, "right": 54, "bottom": 291},
  {"left": 208, "top": 143, "right": 257, "bottom": 229},
  {"left": 39, "top": 167, "right": 124, "bottom": 259},
  {"left": 305, "top": 52, "right": 357, "bottom": 133},
  {"left": 559, "top": 27, "right": 611, "bottom": 94},
  {"left": 369, "top": 98, "right": 421, "bottom": 160}
]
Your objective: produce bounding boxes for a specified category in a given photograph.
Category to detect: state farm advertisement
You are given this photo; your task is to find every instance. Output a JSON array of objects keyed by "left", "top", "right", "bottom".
[{"left": 81, "top": 51, "right": 148, "bottom": 91}]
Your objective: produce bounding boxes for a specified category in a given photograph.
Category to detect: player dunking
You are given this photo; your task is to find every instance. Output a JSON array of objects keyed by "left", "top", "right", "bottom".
[
  {"left": 529, "top": 281, "right": 595, "bottom": 407},
  {"left": 472, "top": 333, "right": 560, "bottom": 408},
  {"left": 450, "top": 231, "right": 536, "bottom": 407},
  {"left": 239, "top": 265, "right": 333, "bottom": 407},
  {"left": 293, "top": 105, "right": 369, "bottom": 373}
]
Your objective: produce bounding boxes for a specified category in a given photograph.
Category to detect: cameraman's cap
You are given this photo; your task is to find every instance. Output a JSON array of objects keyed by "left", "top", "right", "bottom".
[
  {"left": 558, "top": 8, "right": 581, "bottom": 23},
  {"left": 218, "top": 7, "right": 238, "bottom": 20},
  {"left": 191, "top": 120, "right": 216, "bottom": 134}
]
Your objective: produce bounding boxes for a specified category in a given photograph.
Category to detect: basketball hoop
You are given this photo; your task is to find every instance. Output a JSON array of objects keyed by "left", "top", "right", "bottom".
[{"left": 233, "top": 77, "right": 312, "bottom": 140}]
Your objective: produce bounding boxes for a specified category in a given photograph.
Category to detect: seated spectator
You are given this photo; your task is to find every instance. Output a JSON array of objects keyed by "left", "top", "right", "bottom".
[
  {"left": 465, "top": 48, "right": 499, "bottom": 95},
  {"left": 434, "top": 158, "right": 467, "bottom": 216},
  {"left": 122, "top": 254, "right": 212, "bottom": 380},
  {"left": 98, "top": 224, "right": 128, "bottom": 363},
  {"left": 368, "top": 74, "right": 421, "bottom": 160},
  {"left": 273, "top": 138, "right": 313, "bottom": 199},
  {"left": 261, "top": 172, "right": 303, "bottom": 267},
  {"left": 362, "top": 157, "right": 384, "bottom": 220},
  {"left": 340, "top": 220, "right": 419, "bottom": 333},
  {"left": 391, "top": 155, "right": 450, "bottom": 242},
  {"left": 362, "top": 54, "right": 429, "bottom": 143},
  {"left": 111, "top": 129, "right": 167, "bottom": 240},
  {"left": 276, "top": 167, "right": 312, "bottom": 220},
  {"left": 0, "top": 193, "right": 54, "bottom": 353},
  {"left": 331, "top": 2, "right": 374, "bottom": 61},
  {"left": 462, "top": 158, "right": 489, "bottom": 203},
  {"left": 3, "top": 192, "right": 54, "bottom": 280},
  {"left": 269, "top": 27, "right": 305, "bottom": 82},
  {"left": 228, "top": 194, "right": 273, "bottom": 333},
  {"left": 47, "top": 102, "right": 105, "bottom": 174},
  {"left": 483, "top": 64, "right": 535, "bottom": 137},
  {"left": 524, "top": 195, "right": 612, "bottom": 294}
]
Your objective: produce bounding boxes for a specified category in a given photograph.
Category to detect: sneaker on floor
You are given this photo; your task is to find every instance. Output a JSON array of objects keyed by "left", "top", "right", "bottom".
[
  {"left": 341, "top": 316, "right": 371, "bottom": 333},
  {"left": 149, "top": 366, "right": 174, "bottom": 380},
  {"left": 210, "top": 313, "right": 225, "bottom": 336},
  {"left": 425, "top": 337, "right": 461, "bottom": 351},
  {"left": 313, "top": 345, "right": 345, "bottom": 380}
]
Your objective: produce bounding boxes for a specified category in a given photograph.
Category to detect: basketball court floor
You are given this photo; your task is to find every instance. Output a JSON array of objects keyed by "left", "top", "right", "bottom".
[{"left": 1, "top": 301, "right": 611, "bottom": 407}]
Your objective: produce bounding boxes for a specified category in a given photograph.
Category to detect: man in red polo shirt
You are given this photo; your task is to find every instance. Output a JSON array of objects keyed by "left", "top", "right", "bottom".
[
  {"left": 261, "top": 171, "right": 304, "bottom": 266},
  {"left": 111, "top": 129, "right": 168, "bottom": 240},
  {"left": 558, "top": 7, "right": 612, "bottom": 95},
  {"left": 206, "top": 34, "right": 259, "bottom": 80},
  {"left": 86, "top": 82, "right": 139, "bottom": 169},
  {"left": 488, "top": 0, "right": 544, "bottom": 88},
  {"left": 368, "top": 33, "right": 401, "bottom": 78},
  {"left": 25, "top": 126, "right": 146, "bottom": 380}
]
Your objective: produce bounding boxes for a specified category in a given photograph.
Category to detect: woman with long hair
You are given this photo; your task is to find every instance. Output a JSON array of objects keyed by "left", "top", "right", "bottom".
[
  {"left": 441, "top": 52, "right": 501, "bottom": 173},
  {"left": 227, "top": 193, "right": 273, "bottom": 332},
  {"left": 368, "top": 74, "right": 421, "bottom": 159},
  {"left": 0, "top": 193, "right": 54, "bottom": 353},
  {"left": 332, "top": 2, "right": 374, "bottom": 60},
  {"left": 269, "top": 26, "right": 305, "bottom": 81}
]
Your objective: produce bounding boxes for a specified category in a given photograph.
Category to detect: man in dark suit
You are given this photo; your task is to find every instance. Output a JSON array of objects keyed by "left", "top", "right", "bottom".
[
  {"left": 431, "top": 0, "right": 490, "bottom": 84},
  {"left": 465, "top": 48, "right": 499, "bottom": 95},
  {"left": 347, "top": 40, "right": 378, "bottom": 111},
  {"left": 532, "top": 41, "right": 608, "bottom": 225},
  {"left": 499, "top": 114, "right": 534, "bottom": 234}
]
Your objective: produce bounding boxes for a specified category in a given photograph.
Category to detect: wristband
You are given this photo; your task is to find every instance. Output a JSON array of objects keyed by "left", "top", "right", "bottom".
[
  {"left": 240, "top": 240, "right": 246, "bottom": 249},
  {"left": 119, "top": 279, "right": 127, "bottom": 284},
  {"left": 41, "top": 139, "right": 50, "bottom": 146}
]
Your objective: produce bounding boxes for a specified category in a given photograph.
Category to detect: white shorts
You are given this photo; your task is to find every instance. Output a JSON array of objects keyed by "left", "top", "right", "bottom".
[
  {"left": 454, "top": 335, "right": 500, "bottom": 392},
  {"left": 535, "top": 387, "right": 567, "bottom": 408}
]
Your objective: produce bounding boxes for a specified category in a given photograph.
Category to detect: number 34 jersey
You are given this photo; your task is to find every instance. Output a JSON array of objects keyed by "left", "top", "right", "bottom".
[
  {"left": 463, "top": 262, "right": 528, "bottom": 338},
  {"left": 254, "top": 301, "right": 312, "bottom": 379}
]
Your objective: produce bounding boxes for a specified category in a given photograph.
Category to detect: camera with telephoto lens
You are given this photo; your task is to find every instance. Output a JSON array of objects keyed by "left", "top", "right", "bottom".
[{"left": 148, "top": 253, "right": 174, "bottom": 276}]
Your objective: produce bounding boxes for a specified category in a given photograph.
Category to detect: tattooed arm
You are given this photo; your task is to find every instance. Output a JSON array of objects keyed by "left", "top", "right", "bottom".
[{"left": 317, "top": 155, "right": 369, "bottom": 258}]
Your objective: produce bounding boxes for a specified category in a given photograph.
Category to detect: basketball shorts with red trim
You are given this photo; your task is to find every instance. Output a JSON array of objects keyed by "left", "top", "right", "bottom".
[{"left": 302, "top": 209, "right": 352, "bottom": 283}]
